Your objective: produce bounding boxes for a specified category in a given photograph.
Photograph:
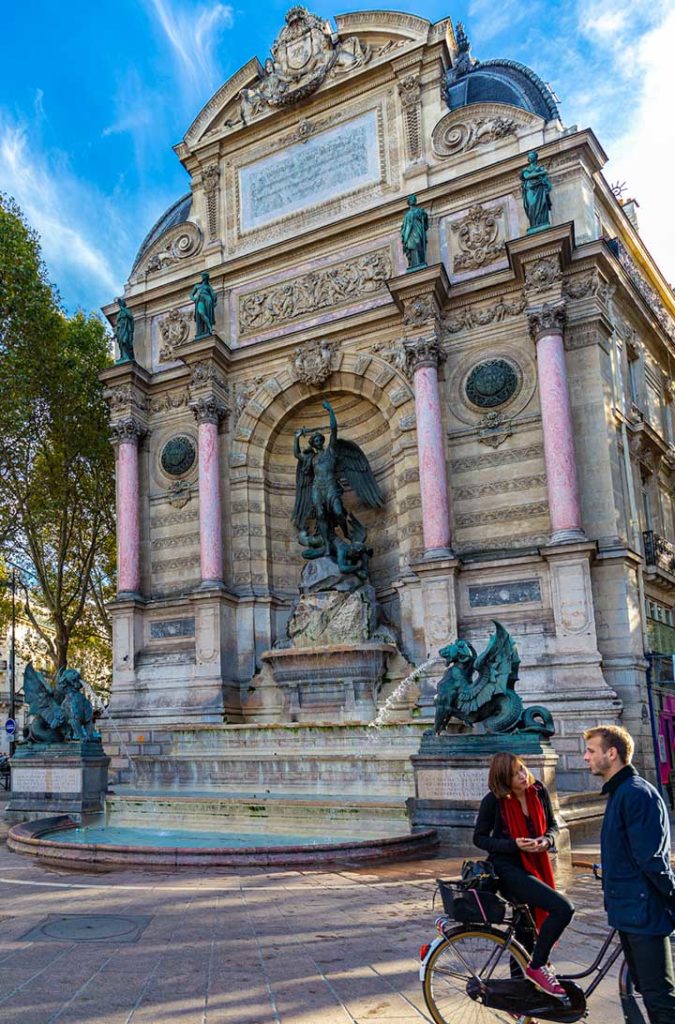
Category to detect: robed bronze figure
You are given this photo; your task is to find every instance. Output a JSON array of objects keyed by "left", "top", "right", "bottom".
[{"left": 292, "top": 400, "right": 383, "bottom": 578}]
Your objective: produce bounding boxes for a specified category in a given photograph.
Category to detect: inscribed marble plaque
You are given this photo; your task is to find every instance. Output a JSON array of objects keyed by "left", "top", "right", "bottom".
[
  {"left": 468, "top": 579, "right": 541, "bottom": 608},
  {"left": 12, "top": 766, "right": 81, "bottom": 793},
  {"left": 150, "top": 617, "right": 196, "bottom": 639},
  {"left": 418, "top": 768, "right": 487, "bottom": 801},
  {"left": 239, "top": 111, "right": 381, "bottom": 231}
]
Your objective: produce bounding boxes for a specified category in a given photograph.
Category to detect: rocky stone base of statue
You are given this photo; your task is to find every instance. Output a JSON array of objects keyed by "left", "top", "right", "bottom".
[
  {"left": 253, "top": 558, "right": 409, "bottom": 723},
  {"left": 5, "top": 739, "right": 110, "bottom": 825},
  {"left": 407, "top": 734, "right": 572, "bottom": 879}
]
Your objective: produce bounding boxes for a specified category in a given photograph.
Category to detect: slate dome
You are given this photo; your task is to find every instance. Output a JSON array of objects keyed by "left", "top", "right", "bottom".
[
  {"left": 130, "top": 192, "right": 192, "bottom": 275},
  {"left": 445, "top": 24, "right": 559, "bottom": 122}
]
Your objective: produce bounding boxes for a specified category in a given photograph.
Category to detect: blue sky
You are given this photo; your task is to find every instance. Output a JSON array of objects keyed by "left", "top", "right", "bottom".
[{"left": 1, "top": 0, "right": 673, "bottom": 314}]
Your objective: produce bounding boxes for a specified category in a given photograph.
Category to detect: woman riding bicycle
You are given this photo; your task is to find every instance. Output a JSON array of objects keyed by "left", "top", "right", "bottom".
[{"left": 473, "top": 752, "right": 574, "bottom": 1000}]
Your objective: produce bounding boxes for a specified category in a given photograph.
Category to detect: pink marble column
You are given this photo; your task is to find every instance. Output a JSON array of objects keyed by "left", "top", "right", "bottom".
[
  {"left": 528, "top": 302, "right": 585, "bottom": 543},
  {"left": 191, "top": 397, "right": 226, "bottom": 586},
  {"left": 408, "top": 339, "right": 452, "bottom": 556},
  {"left": 113, "top": 419, "right": 143, "bottom": 595}
]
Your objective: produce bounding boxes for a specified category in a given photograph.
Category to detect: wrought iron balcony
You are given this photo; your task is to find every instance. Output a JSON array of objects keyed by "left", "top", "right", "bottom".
[{"left": 643, "top": 530, "right": 675, "bottom": 576}]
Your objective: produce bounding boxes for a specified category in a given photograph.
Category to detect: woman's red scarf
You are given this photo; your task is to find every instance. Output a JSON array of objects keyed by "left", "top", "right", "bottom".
[{"left": 500, "top": 784, "right": 555, "bottom": 930}]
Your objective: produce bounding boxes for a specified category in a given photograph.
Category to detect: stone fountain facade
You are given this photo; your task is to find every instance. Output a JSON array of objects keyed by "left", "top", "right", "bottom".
[{"left": 97, "top": 8, "right": 675, "bottom": 844}]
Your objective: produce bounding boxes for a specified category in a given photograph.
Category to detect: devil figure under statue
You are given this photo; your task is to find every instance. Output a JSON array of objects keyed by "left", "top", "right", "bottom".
[{"left": 292, "top": 400, "right": 383, "bottom": 579}]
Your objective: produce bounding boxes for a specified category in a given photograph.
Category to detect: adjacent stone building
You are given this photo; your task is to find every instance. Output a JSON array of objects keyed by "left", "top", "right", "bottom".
[{"left": 101, "top": 9, "right": 675, "bottom": 794}]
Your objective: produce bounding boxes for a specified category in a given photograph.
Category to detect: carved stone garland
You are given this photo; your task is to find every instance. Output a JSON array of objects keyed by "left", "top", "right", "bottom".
[{"left": 397, "top": 73, "right": 422, "bottom": 163}]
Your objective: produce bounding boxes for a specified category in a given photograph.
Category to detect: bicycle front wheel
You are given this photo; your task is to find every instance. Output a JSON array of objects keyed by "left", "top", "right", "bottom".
[{"left": 423, "top": 926, "right": 534, "bottom": 1024}]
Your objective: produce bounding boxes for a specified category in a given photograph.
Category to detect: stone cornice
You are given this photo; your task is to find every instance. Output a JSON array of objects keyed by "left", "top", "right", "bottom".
[{"left": 387, "top": 262, "right": 451, "bottom": 320}]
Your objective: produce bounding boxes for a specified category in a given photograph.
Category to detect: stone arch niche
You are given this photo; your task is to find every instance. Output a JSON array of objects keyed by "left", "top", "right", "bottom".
[{"left": 229, "top": 354, "right": 420, "bottom": 647}]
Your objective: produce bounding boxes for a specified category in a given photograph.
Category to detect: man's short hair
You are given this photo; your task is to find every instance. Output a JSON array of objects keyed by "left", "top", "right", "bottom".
[{"left": 583, "top": 725, "right": 634, "bottom": 764}]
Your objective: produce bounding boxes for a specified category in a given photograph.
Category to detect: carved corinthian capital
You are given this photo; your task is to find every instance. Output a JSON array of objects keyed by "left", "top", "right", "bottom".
[
  {"left": 527, "top": 300, "right": 567, "bottom": 342},
  {"left": 189, "top": 395, "right": 228, "bottom": 426},
  {"left": 110, "top": 417, "right": 146, "bottom": 446},
  {"left": 404, "top": 334, "right": 444, "bottom": 372}
]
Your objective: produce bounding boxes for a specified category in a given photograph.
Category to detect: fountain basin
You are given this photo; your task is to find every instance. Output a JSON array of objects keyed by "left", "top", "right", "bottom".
[
  {"left": 7, "top": 815, "right": 439, "bottom": 868},
  {"left": 261, "top": 643, "right": 397, "bottom": 722}
]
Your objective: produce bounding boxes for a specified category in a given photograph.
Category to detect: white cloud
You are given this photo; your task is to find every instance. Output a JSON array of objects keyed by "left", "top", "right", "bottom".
[
  {"left": 147, "top": 0, "right": 234, "bottom": 103},
  {"left": 0, "top": 117, "right": 126, "bottom": 306},
  {"left": 604, "top": 8, "right": 675, "bottom": 286}
]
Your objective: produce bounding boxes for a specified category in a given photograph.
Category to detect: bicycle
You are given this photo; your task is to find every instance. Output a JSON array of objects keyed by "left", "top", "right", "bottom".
[{"left": 419, "top": 865, "right": 654, "bottom": 1023}]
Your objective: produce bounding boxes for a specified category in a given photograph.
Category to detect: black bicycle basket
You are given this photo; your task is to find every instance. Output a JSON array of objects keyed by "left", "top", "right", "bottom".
[{"left": 437, "top": 879, "right": 507, "bottom": 924}]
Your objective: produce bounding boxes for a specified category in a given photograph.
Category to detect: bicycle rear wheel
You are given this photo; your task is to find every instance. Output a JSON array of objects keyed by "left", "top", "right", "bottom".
[{"left": 423, "top": 927, "right": 534, "bottom": 1024}]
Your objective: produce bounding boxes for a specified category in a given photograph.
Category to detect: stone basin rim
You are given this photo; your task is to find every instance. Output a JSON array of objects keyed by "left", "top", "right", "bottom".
[
  {"left": 261, "top": 642, "right": 398, "bottom": 660},
  {"left": 7, "top": 816, "right": 439, "bottom": 868}
]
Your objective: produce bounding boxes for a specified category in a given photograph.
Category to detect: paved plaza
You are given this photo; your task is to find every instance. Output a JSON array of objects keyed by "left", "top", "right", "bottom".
[{"left": 0, "top": 815, "right": 628, "bottom": 1024}]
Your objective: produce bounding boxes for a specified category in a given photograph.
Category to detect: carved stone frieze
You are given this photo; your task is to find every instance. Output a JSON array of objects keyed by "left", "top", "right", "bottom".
[
  {"left": 158, "top": 308, "right": 191, "bottom": 362},
  {"left": 562, "top": 271, "right": 600, "bottom": 300},
  {"left": 524, "top": 256, "right": 562, "bottom": 295},
  {"left": 451, "top": 443, "right": 544, "bottom": 474},
  {"left": 612, "top": 238, "right": 675, "bottom": 342},
  {"left": 290, "top": 338, "right": 335, "bottom": 386},
  {"left": 444, "top": 293, "right": 526, "bottom": 334},
  {"left": 110, "top": 417, "right": 146, "bottom": 446},
  {"left": 527, "top": 300, "right": 567, "bottom": 341},
  {"left": 140, "top": 222, "right": 203, "bottom": 276},
  {"left": 105, "top": 386, "right": 147, "bottom": 413},
  {"left": 432, "top": 113, "right": 523, "bottom": 158},
  {"left": 238, "top": 8, "right": 371, "bottom": 122},
  {"left": 238, "top": 248, "right": 392, "bottom": 335},
  {"left": 451, "top": 204, "right": 505, "bottom": 272},
  {"left": 148, "top": 389, "right": 190, "bottom": 414},
  {"left": 456, "top": 500, "right": 548, "bottom": 528}
]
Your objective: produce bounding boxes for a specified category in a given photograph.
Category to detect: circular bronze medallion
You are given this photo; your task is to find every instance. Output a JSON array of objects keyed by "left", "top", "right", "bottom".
[
  {"left": 160, "top": 435, "right": 196, "bottom": 477},
  {"left": 465, "top": 359, "right": 518, "bottom": 409}
]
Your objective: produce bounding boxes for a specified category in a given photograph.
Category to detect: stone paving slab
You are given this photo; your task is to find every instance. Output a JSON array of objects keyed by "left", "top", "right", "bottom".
[{"left": 0, "top": 837, "right": 646, "bottom": 1024}]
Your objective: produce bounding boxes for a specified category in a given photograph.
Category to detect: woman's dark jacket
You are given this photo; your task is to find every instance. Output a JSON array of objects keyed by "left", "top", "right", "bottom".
[
  {"left": 600, "top": 764, "right": 675, "bottom": 935},
  {"left": 473, "top": 781, "right": 559, "bottom": 871}
]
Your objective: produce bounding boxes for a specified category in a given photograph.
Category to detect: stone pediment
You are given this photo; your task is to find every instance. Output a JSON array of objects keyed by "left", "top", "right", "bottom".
[
  {"left": 431, "top": 102, "right": 543, "bottom": 159},
  {"left": 182, "top": 9, "right": 450, "bottom": 151}
]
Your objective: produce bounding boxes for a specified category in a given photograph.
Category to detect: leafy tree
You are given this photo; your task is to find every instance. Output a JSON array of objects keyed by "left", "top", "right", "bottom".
[{"left": 0, "top": 193, "right": 115, "bottom": 678}]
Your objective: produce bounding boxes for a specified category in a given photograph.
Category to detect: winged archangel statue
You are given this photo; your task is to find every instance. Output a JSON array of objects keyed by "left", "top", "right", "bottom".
[
  {"left": 23, "top": 663, "right": 97, "bottom": 744},
  {"left": 433, "top": 621, "right": 555, "bottom": 737},
  {"left": 292, "top": 399, "right": 384, "bottom": 579}
]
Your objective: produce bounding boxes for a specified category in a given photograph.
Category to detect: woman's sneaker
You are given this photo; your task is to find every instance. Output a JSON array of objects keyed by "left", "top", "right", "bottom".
[{"left": 525, "top": 963, "right": 566, "bottom": 999}]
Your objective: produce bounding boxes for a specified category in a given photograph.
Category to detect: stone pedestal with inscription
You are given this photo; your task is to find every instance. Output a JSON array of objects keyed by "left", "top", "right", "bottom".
[
  {"left": 5, "top": 741, "right": 110, "bottom": 825},
  {"left": 407, "top": 733, "right": 571, "bottom": 875}
]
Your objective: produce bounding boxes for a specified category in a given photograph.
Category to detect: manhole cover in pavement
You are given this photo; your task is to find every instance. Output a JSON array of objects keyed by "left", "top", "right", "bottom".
[{"left": 21, "top": 914, "right": 152, "bottom": 943}]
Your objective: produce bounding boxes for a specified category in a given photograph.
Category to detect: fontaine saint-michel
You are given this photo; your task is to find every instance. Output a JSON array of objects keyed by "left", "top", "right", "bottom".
[{"left": 93, "top": 6, "right": 674, "bottom": 852}]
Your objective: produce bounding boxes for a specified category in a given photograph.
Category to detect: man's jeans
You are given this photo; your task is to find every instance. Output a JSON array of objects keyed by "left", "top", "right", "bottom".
[{"left": 619, "top": 931, "right": 675, "bottom": 1024}]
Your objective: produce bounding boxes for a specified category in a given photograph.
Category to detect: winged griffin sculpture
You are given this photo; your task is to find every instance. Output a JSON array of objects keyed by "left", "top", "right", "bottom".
[
  {"left": 23, "top": 664, "right": 97, "bottom": 744},
  {"left": 292, "top": 399, "right": 383, "bottom": 579},
  {"left": 433, "top": 621, "right": 554, "bottom": 737}
]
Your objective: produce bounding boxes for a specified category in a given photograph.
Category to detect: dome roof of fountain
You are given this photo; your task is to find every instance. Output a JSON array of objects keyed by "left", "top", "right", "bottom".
[
  {"left": 130, "top": 192, "right": 192, "bottom": 276},
  {"left": 445, "top": 23, "right": 559, "bottom": 122}
]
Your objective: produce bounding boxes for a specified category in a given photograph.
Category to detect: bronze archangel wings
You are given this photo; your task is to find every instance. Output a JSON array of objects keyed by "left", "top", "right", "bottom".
[
  {"left": 335, "top": 439, "right": 384, "bottom": 508},
  {"left": 23, "top": 663, "right": 67, "bottom": 730}
]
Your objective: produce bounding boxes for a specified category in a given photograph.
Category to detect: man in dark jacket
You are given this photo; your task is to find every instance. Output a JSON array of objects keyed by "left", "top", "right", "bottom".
[{"left": 584, "top": 725, "right": 675, "bottom": 1023}]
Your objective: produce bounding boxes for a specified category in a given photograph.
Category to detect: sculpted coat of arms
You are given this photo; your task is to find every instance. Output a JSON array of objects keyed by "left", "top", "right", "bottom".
[{"left": 240, "top": 7, "right": 370, "bottom": 121}]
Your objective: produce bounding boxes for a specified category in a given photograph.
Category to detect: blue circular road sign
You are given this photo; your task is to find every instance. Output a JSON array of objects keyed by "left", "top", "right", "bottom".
[{"left": 5, "top": 718, "right": 16, "bottom": 736}]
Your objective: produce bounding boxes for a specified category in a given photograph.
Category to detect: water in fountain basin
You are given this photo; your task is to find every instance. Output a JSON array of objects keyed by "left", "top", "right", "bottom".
[
  {"left": 367, "top": 654, "right": 442, "bottom": 732},
  {"left": 81, "top": 680, "right": 139, "bottom": 784}
]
